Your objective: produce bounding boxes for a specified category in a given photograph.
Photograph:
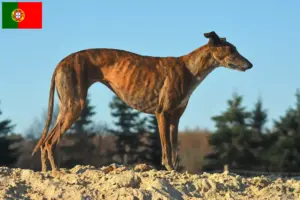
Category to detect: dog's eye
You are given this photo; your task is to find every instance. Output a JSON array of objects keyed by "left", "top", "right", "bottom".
[{"left": 230, "top": 47, "right": 237, "bottom": 53}]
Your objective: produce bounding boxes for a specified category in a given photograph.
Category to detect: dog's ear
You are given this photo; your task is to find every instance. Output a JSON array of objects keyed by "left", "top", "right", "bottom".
[{"left": 204, "top": 31, "right": 222, "bottom": 46}]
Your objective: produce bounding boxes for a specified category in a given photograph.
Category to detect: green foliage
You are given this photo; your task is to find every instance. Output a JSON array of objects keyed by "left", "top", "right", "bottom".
[
  {"left": 248, "top": 98, "right": 272, "bottom": 171},
  {"left": 204, "top": 89, "right": 300, "bottom": 173},
  {"left": 109, "top": 95, "right": 141, "bottom": 133},
  {"left": 250, "top": 98, "right": 268, "bottom": 134},
  {"left": 109, "top": 95, "right": 147, "bottom": 165},
  {"left": 203, "top": 93, "right": 266, "bottom": 171},
  {"left": 0, "top": 101, "right": 18, "bottom": 166},
  {"left": 266, "top": 89, "right": 300, "bottom": 172},
  {"left": 109, "top": 96, "right": 165, "bottom": 168}
]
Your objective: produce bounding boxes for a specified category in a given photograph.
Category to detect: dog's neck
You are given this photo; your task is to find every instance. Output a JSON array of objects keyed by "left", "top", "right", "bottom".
[{"left": 181, "top": 44, "right": 219, "bottom": 78}]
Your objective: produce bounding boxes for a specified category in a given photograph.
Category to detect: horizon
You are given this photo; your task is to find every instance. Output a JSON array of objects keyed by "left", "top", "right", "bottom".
[{"left": 0, "top": 0, "right": 300, "bottom": 135}]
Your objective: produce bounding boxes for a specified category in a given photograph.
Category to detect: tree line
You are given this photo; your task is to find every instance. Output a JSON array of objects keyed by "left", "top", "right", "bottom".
[
  {"left": 204, "top": 90, "right": 300, "bottom": 173},
  {"left": 0, "top": 89, "right": 300, "bottom": 174}
]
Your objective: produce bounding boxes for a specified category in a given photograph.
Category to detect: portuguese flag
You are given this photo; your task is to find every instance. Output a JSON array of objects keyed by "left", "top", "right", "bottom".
[{"left": 2, "top": 2, "right": 42, "bottom": 29}]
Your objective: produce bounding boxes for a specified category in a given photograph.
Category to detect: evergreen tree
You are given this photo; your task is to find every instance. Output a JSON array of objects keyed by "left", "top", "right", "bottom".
[
  {"left": 267, "top": 89, "right": 300, "bottom": 172},
  {"left": 0, "top": 101, "right": 18, "bottom": 166},
  {"left": 131, "top": 115, "right": 149, "bottom": 164},
  {"left": 248, "top": 98, "right": 273, "bottom": 171},
  {"left": 250, "top": 98, "right": 268, "bottom": 135},
  {"left": 203, "top": 93, "right": 259, "bottom": 171},
  {"left": 109, "top": 95, "right": 146, "bottom": 165}
]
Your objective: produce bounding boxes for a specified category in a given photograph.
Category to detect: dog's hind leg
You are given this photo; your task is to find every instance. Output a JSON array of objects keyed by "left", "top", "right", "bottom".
[
  {"left": 45, "top": 101, "right": 84, "bottom": 176},
  {"left": 40, "top": 146, "right": 47, "bottom": 172},
  {"left": 39, "top": 101, "right": 64, "bottom": 172},
  {"left": 43, "top": 66, "right": 87, "bottom": 176}
]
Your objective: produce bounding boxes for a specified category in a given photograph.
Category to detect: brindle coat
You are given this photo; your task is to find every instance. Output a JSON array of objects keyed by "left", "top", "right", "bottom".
[{"left": 32, "top": 31, "right": 252, "bottom": 176}]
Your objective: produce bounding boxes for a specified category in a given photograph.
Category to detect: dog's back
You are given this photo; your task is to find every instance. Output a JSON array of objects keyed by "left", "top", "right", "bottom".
[{"left": 55, "top": 48, "right": 187, "bottom": 113}]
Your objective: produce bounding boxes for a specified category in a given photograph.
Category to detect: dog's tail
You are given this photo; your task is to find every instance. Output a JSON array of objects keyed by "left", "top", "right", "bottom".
[{"left": 32, "top": 72, "right": 56, "bottom": 156}]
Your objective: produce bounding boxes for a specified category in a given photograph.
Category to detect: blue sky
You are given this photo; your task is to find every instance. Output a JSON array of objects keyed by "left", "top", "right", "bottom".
[{"left": 0, "top": 0, "right": 299, "bottom": 134}]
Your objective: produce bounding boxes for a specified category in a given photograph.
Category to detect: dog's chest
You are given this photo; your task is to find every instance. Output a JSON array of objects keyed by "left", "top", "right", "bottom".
[{"left": 177, "top": 76, "right": 203, "bottom": 108}]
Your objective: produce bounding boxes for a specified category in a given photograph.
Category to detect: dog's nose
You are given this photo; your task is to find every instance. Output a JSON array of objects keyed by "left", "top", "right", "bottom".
[
  {"left": 244, "top": 62, "right": 253, "bottom": 69},
  {"left": 247, "top": 62, "right": 253, "bottom": 69}
]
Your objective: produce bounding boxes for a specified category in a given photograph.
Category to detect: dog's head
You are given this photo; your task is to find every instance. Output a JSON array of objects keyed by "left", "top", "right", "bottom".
[{"left": 204, "top": 31, "right": 252, "bottom": 71}]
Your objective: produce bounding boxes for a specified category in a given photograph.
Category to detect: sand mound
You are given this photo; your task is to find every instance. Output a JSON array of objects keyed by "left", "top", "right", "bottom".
[{"left": 1, "top": 164, "right": 300, "bottom": 200}]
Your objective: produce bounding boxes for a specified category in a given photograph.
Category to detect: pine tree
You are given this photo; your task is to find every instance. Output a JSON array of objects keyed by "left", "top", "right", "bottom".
[
  {"left": 131, "top": 115, "right": 149, "bottom": 164},
  {"left": 249, "top": 98, "right": 272, "bottom": 171},
  {"left": 203, "top": 93, "right": 259, "bottom": 171},
  {"left": 0, "top": 101, "right": 18, "bottom": 166},
  {"left": 109, "top": 95, "right": 146, "bottom": 165},
  {"left": 268, "top": 89, "right": 300, "bottom": 172},
  {"left": 250, "top": 98, "right": 267, "bottom": 135}
]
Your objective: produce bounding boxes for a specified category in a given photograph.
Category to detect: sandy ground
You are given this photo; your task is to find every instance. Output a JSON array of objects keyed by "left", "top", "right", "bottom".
[{"left": 1, "top": 164, "right": 300, "bottom": 200}]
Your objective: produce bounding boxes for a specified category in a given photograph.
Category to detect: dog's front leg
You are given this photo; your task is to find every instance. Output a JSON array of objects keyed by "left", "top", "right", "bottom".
[
  {"left": 169, "top": 106, "right": 187, "bottom": 170},
  {"left": 40, "top": 146, "right": 47, "bottom": 172},
  {"left": 156, "top": 112, "right": 173, "bottom": 170}
]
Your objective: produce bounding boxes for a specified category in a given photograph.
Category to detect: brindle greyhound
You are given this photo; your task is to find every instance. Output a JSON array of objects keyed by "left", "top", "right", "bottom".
[{"left": 32, "top": 31, "right": 252, "bottom": 176}]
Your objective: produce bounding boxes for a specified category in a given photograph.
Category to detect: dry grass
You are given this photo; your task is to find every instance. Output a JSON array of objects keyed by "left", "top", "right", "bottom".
[{"left": 178, "top": 128, "right": 212, "bottom": 173}]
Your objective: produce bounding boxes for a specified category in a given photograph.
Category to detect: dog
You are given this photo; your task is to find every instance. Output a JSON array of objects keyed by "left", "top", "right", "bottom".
[{"left": 32, "top": 31, "right": 253, "bottom": 176}]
